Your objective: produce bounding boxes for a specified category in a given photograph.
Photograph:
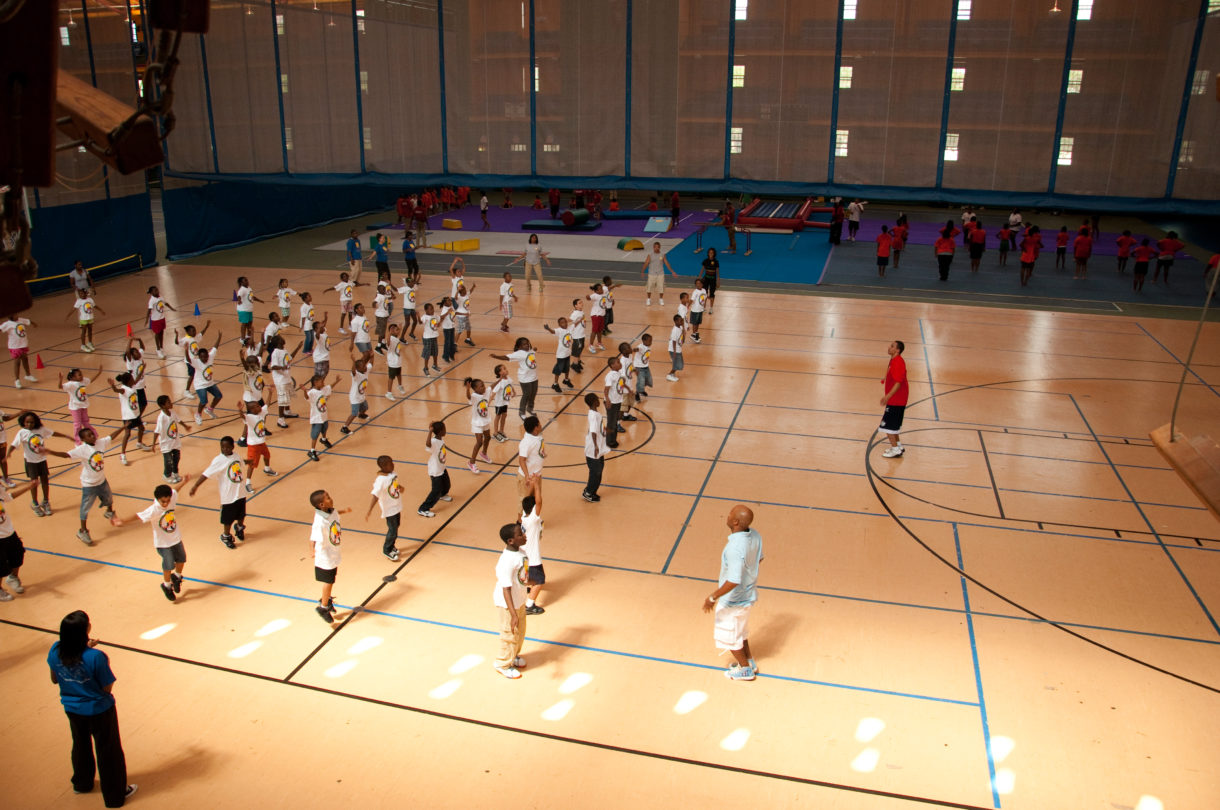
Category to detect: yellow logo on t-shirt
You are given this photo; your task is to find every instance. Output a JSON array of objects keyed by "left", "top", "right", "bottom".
[
  {"left": 226, "top": 460, "right": 243, "bottom": 483},
  {"left": 357, "top": 378, "right": 368, "bottom": 396},
  {"left": 166, "top": 421, "right": 178, "bottom": 439},
  {"left": 562, "top": 334, "right": 572, "bottom": 348},
  {"left": 128, "top": 393, "right": 138, "bottom": 411},
  {"left": 87, "top": 450, "right": 104, "bottom": 472},
  {"left": 159, "top": 510, "right": 177, "bottom": 534},
  {"left": 477, "top": 399, "right": 489, "bottom": 418},
  {"left": 316, "top": 394, "right": 328, "bottom": 413},
  {"left": 27, "top": 434, "right": 44, "bottom": 453},
  {"left": 438, "top": 446, "right": 447, "bottom": 463},
  {"left": 74, "top": 385, "right": 87, "bottom": 403},
  {"left": 254, "top": 419, "right": 266, "bottom": 438},
  {"left": 525, "top": 352, "right": 537, "bottom": 369},
  {"left": 15, "top": 323, "right": 26, "bottom": 337},
  {"left": 388, "top": 475, "right": 401, "bottom": 498},
  {"left": 328, "top": 521, "right": 342, "bottom": 546}
]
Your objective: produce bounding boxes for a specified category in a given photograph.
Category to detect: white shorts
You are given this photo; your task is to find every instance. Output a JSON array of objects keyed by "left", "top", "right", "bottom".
[
  {"left": 277, "top": 386, "right": 292, "bottom": 407},
  {"left": 713, "top": 604, "right": 752, "bottom": 651},
  {"left": 645, "top": 275, "right": 664, "bottom": 294}
]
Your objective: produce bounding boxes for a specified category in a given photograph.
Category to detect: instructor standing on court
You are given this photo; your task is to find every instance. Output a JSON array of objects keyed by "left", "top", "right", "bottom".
[{"left": 702, "top": 504, "right": 763, "bottom": 681}]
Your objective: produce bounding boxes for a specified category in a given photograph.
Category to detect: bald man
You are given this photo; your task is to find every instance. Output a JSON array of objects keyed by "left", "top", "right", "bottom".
[{"left": 701, "top": 504, "right": 764, "bottom": 681}]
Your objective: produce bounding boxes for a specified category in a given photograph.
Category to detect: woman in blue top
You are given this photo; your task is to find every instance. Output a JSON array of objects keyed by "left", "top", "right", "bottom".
[
  {"left": 373, "top": 233, "right": 391, "bottom": 282},
  {"left": 48, "top": 610, "right": 136, "bottom": 806}
]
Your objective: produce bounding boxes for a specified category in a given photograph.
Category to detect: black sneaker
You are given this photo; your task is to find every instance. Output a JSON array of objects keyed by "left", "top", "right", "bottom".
[
  {"left": 234, "top": 523, "right": 246, "bottom": 541},
  {"left": 563, "top": 379, "right": 574, "bottom": 388},
  {"left": 327, "top": 598, "right": 337, "bottom": 613},
  {"left": 525, "top": 604, "right": 545, "bottom": 615},
  {"left": 125, "top": 785, "right": 138, "bottom": 800},
  {"left": 284, "top": 412, "right": 300, "bottom": 419},
  {"left": 581, "top": 491, "right": 597, "bottom": 503},
  {"left": 315, "top": 603, "right": 334, "bottom": 624},
  {"left": 307, "top": 450, "right": 320, "bottom": 462},
  {"left": 384, "top": 548, "right": 400, "bottom": 562},
  {"left": 606, "top": 442, "right": 619, "bottom": 449},
  {"left": 357, "top": 412, "right": 368, "bottom": 420},
  {"left": 170, "top": 572, "right": 183, "bottom": 593},
  {"left": 263, "top": 428, "right": 273, "bottom": 437},
  {"left": 319, "top": 437, "right": 333, "bottom": 448},
  {"left": 622, "top": 414, "right": 638, "bottom": 421},
  {"left": 340, "top": 426, "right": 352, "bottom": 434},
  {"left": 616, "top": 425, "right": 627, "bottom": 433},
  {"left": 220, "top": 533, "right": 236, "bottom": 549},
  {"left": 464, "top": 339, "right": 475, "bottom": 347},
  {"left": 161, "top": 582, "right": 176, "bottom": 601},
  {"left": 551, "top": 384, "right": 562, "bottom": 393}
]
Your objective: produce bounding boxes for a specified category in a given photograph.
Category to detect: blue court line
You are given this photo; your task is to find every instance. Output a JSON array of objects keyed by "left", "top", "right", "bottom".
[
  {"left": 816, "top": 245, "right": 835, "bottom": 284},
  {"left": 21, "top": 546, "right": 975, "bottom": 708},
  {"left": 918, "top": 319, "right": 940, "bottom": 420},
  {"left": 1134, "top": 321, "right": 1220, "bottom": 400},
  {"left": 1068, "top": 394, "right": 1220, "bottom": 638},
  {"left": 660, "top": 369, "right": 759, "bottom": 574},
  {"left": 954, "top": 524, "right": 1002, "bottom": 809}
]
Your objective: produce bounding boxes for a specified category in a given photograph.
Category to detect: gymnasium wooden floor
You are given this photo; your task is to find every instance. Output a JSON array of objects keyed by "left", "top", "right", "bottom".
[{"left": 2, "top": 261, "right": 1218, "bottom": 810}]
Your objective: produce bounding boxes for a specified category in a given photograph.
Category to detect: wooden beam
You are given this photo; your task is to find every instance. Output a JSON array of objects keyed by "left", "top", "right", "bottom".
[
  {"left": 1151, "top": 423, "right": 1220, "bottom": 524},
  {"left": 55, "top": 71, "right": 163, "bottom": 176}
]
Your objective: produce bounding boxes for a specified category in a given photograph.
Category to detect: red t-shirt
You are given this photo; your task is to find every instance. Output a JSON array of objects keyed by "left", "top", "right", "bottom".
[
  {"left": 968, "top": 227, "right": 986, "bottom": 245},
  {"left": 1056, "top": 231, "right": 1069, "bottom": 248},
  {"left": 876, "top": 233, "right": 892, "bottom": 257},
  {"left": 1208, "top": 254, "right": 1219, "bottom": 271},
  {"left": 934, "top": 236, "right": 956, "bottom": 255},
  {"left": 1073, "top": 234, "right": 1093, "bottom": 259},
  {"left": 1132, "top": 245, "right": 1155, "bottom": 263},
  {"left": 670, "top": 192, "right": 680, "bottom": 208},
  {"left": 884, "top": 356, "right": 909, "bottom": 407},
  {"left": 1115, "top": 235, "right": 1137, "bottom": 257},
  {"left": 1020, "top": 234, "right": 1043, "bottom": 263},
  {"left": 549, "top": 188, "right": 560, "bottom": 206},
  {"left": 1157, "top": 238, "right": 1184, "bottom": 258},
  {"left": 414, "top": 205, "right": 427, "bottom": 223},
  {"left": 891, "top": 225, "right": 907, "bottom": 250}
]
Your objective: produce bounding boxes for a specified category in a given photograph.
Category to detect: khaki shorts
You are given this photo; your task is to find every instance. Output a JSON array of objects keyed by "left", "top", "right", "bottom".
[{"left": 645, "top": 275, "right": 664, "bottom": 294}]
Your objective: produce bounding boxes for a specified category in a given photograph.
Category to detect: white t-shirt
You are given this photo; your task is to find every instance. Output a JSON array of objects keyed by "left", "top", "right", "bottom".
[
  {"left": 236, "top": 286, "right": 254, "bottom": 313},
  {"left": 64, "top": 378, "right": 90, "bottom": 411},
  {"left": 370, "top": 471, "right": 404, "bottom": 519},
  {"left": 492, "top": 548, "right": 527, "bottom": 609},
  {"left": 263, "top": 321, "right": 281, "bottom": 346},
  {"left": 243, "top": 411, "right": 268, "bottom": 446},
  {"left": 604, "top": 286, "right": 616, "bottom": 310},
  {"left": 848, "top": 201, "right": 865, "bottom": 222},
  {"left": 270, "top": 347, "right": 292, "bottom": 389},
  {"left": 68, "top": 436, "right": 112, "bottom": 486},
  {"left": 118, "top": 384, "right": 140, "bottom": 420},
  {"left": 299, "top": 302, "right": 315, "bottom": 331},
  {"left": 0, "top": 486, "right": 14, "bottom": 539},
  {"left": 552, "top": 327, "right": 572, "bottom": 359},
  {"left": 125, "top": 350, "right": 147, "bottom": 390},
  {"left": 155, "top": 410, "right": 182, "bottom": 453},
  {"left": 480, "top": 195, "right": 489, "bottom": 212},
  {"left": 191, "top": 355, "right": 215, "bottom": 390},
  {"left": 1, "top": 318, "right": 31, "bottom": 349},
  {"left": 492, "top": 378, "right": 513, "bottom": 408},
  {"left": 313, "top": 333, "right": 331, "bottom": 362},
  {"left": 506, "top": 348, "right": 538, "bottom": 384},
  {"left": 334, "top": 280, "right": 355, "bottom": 303},
  {"left": 276, "top": 287, "right": 296, "bottom": 309},
  {"left": 450, "top": 275, "right": 465, "bottom": 299},
  {"left": 202, "top": 452, "right": 245, "bottom": 505},
  {"left": 373, "top": 292, "right": 391, "bottom": 319},
  {"left": 604, "top": 368, "right": 625, "bottom": 405},
  {"left": 518, "top": 432, "right": 545, "bottom": 476},
  {"left": 620, "top": 352, "right": 635, "bottom": 379},
  {"left": 588, "top": 292, "right": 606, "bottom": 317},
  {"left": 400, "top": 283, "right": 418, "bottom": 311},
  {"left": 422, "top": 313, "right": 439, "bottom": 340},
  {"left": 585, "top": 408, "right": 606, "bottom": 458},
  {"left": 311, "top": 509, "right": 342, "bottom": 570},
  {"left": 69, "top": 268, "right": 90, "bottom": 290},
  {"left": 634, "top": 342, "right": 651, "bottom": 368},
  {"left": 307, "top": 385, "right": 331, "bottom": 424},
  {"left": 148, "top": 296, "right": 167, "bottom": 322},
  {"left": 439, "top": 305, "right": 455, "bottom": 330},
  {"left": 179, "top": 333, "right": 201, "bottom": 359},
  {"left": 137, "top": 491, "right": 181, "bottom": 549},
  {"left": 73, "top": 297, "right": 96, "bottom": 322},
  {"left": 677, "top": 303, "right": 690, "bottom": 323},
  {"left": 385, "top": 335, "right": 402, "bottom": 369},
  {"left": 521, "top": 506, "right": 543, "bottom": 566},
  {"left": 12, "top": 426, "right": 52, "bottom": 464},
  {"left": 349, "top": 368, "right": 369, "bottom": 404},
  {"left": 243, "top": 369, "right": 266, "bottom": 403},
  {"left": 470, "top": 390, "right": 491, "bottom": 431},
  {"left": 691, "top": 289, "right": 708, "bottom": 313},
  {"left": 456, "top": 292, "right": 471, "bottom": 316},
  {"left": 568, "top": 310, "right": 586, "bottom": 340},
  {"left": 669, "top": 325, "right": 685, "bottom": 354},
  {"left": 426, "top": 435, "right": 447, "bottom": 477},
  {"left": 351, "top": 315, "right": 371, "bottom": 344},
  {"left": 499, "top": 281, "right": 514, "bottom": 305}
]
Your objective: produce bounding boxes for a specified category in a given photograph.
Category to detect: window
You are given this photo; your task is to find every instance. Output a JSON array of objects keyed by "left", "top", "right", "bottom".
[
  {"left": 280, "top": 74, "right": 288, "bottom": 94},
  {"left": 957, "top": 0, "right": 972, "bottom": 20},
  {"left": 276, "top": 14, "right": 284, "bottom": 35},
  {"left": 730, "top": 127, "right": 743, "bottom": 155},
  {"left": 839, "top": 65, "right": 853, "bottom": 89},
  {"left": 356, "top": 8, "right": 365, "bottom": 34},
  {"left": 360, "top": 71, "right": 368, "bottom": 93},
  {"left": 951, "top": 67, "right": 966, "bottom": 92},
  {"left": 1210, "top": 0, "right": 1220, "bottom": 13},
  {"left": 1179, "top": 140, "right": 1195, "bottom": 166},
  {"left": 1192, "top": 70, "right": 1210, "bottom": 95},
  {"left": 1077, "top": 0, "right": 1093, "bottom": 20},
  {"left": 843, "top": 0, "right": 857, "bottom": 21},
  {"left": 510, "top": 143, "right": 528, "bottom": 152},
  {"left": 543, "top": 143, "right": 560, "bottom": 153},
  {"left": 733, "top": 65, "right": 746, "bottom": 88},
  {"left": 735, "top": 0, "right": 749, "bottom": 21},
  {"left": 284, "top": 127, "right": 293, "bottom": 151},
  {"left": 363, "top": 127, "right": 372, "bottom": 151},
  {"left": 1067, "top": 68, "right": 1083, "bottom": 94},
  {"left": 1057, "top": 136, "right": 1074, "bottom": 166},
  {"left": 130, "top": 22, "right": 139, "bottom": 43},
  {"left": 59, "top": 26, "right": 70, "bottom": 46},
  {"left": 835, "top": 129, "right": 849, "bottom": 157},
  {"left": 534, "top": 66, "right": 540, "bottom": 93},
  {"left": 944, "top": 132, "right": 959, "bottom": 162}
]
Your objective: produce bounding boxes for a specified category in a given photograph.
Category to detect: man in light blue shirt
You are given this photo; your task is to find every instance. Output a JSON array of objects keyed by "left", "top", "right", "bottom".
[{"left": 701, "top": 504, "right": 763, "bottom": 681}]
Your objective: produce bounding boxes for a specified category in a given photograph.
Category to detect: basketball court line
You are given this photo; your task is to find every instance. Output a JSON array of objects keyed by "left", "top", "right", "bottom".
[{"left": 1134, "top": 321, "right": 1220, "bottom": 398}]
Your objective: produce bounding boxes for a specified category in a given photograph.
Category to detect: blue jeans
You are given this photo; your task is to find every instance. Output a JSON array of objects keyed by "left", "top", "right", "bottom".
[
  {"left": 303, "top": 329, "right": 314, "bottom": 353},
  {"left": 442, "top": 329, "right": 457, "bottom": 362}
]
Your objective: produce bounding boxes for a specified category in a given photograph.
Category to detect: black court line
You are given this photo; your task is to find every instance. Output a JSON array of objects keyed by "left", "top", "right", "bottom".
[
  {"left": 976, "top": 431, "right": 1005, "bottom": 520},
  {"left": 0, "top": 617, "right": 994, "bottom": 810}
]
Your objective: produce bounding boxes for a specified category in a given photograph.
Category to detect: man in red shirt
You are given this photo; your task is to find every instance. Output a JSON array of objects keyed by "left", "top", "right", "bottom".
[
  {"left": 722, "top": 202, "right": 737, "bottom": 253},
  {"left": 879, "top": 340, "right": 908, "bottom": 458},
  {"left": 1155, "top": 231, "right": 1185, "bottom": 283},
  {"left": 548, "top": 188, "right": 561, "bottom": 220},
  {"left": 875, "top": 225, "right": 893, "bottom": 278}
]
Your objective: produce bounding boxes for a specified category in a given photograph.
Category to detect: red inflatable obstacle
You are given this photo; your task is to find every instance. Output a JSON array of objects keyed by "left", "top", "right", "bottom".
[{"left": 737, "top": 197, "right": 818, "bottom": 231}]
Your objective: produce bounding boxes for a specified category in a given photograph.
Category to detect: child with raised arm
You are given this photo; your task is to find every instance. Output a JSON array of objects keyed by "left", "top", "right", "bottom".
[
  {"left": 324, "top": 271, "right": 360, "bottom": 335},
  {"left": 124, "top": 337, "right": 151, "bottom": 423},
  {"left": 491, "top": 337, "right": 539, "bottom": 419},
  {"left": 154, "top": 394, "right": 190, "bottom": 483},
  {"left": 106, "top": 372, "right": 147, "bottom": 466},
  {"left": 312, "top": 321, "right": 332, "bottom": 379},
  {"left": 438, "top": 296, "right": 458, "bottom": 364},
  {"left": 174, "top": 319, "right": 211, "bottom": 397},
  {"left": 189, "top": 331, "right": 225, "bottom": 425},
  {"left": 587, "top": 283, "right": 607, "bottom": 353},
  {"left": 60, "top": 364, "right": 103, "bottom": 444},
  {"left": 299, "top": 291, "right": 324, "bottom": 355},
  {"left": 372, "top": 281, "right": 394, "bottom": 354},
  {"left": 269, "top": 335, "right": 304, "bottom": 429},
  {"left": 110, "top": 477, "right": 193, "bottom": 601},
  {"left": 689, "top": 278, "right": 708, "bottom": 343},
  {"left": 44, "top": 424, "right": 126, "bottom": 546},
  {"left": 543, "top": 317, "right": 574, "bottom": 393},
  {"left": 1, "top": 313, "right": 37, "bottom": 388},
  {"left": 340, "top": 351, "right": 373, "bottom": 434},
  {"left": 384, "top": 323, "right": 406, "bottom": 400},
  {"left": 420, "top": 302, "right": 440, "bottom": 375},
  {"left": 308, "top": 489, "right": 352, "bottom": 624},
  {"left": 600, "top": 275, "right": 622, "bottom": 335},
  {"left": 301, "top": 373, "right": 339, "bottom": 461},
  {"left": 67, "top": 287, "right": 105, "bottom": 352},
  {"left": 568, "top": 298, "right": 587, "bottom": 374},
  {"left": 365, "top": 455, "right": 404, "bottom": 561},
  {"left": 11, "top": 410, "right": 67, "bottom": 516},
  {"left": 241, "top": 400, "right": 276, "bottom": 490},
  {"left": 490, "top": 364, "right": 513, "bottom": 442},
  {"left": 234, "top": 276, "right": 262, "bottom": 344},
  {"left": 398, "top": 274, "right": 420, "bottom": 340},
  {"left": 418, "top": 421, "right": 452, "bottom": 517},
  {"left": 499, "top": 271, "right": 518, "bottom": 333},
  {"left": 464, "top": 377, "right": 492, "bottom": 474},
  {"left": 456, "top": 282, "right": 477, "bottom": 347}
]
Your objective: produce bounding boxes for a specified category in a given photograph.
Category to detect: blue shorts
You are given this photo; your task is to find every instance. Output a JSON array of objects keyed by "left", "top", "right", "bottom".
[
  {"left": 669, "top": 351, "right": 684, "bottom": 371},
  {"left": 349, "top": 401, "right": 368, "bottom": 416},
  {"left": 310, "top": 422, "right": 328, "bottom": 440},
  {"left": 80, "top": 480, "right": 114, "bottom": 520},
  {"left": 238, "top": 311, "right": 253, "bottom": 324},
  {"left": 196, "top": 385, "right": 222, "bottom": 404}
]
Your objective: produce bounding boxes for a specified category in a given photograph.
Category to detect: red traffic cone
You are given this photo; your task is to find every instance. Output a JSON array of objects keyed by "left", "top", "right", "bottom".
[
  {"left": 126, "top": 323, "right": 133, "bottom": 337},
  {"left": 35, "top": 354, "right": 44, "bottom": 370}
]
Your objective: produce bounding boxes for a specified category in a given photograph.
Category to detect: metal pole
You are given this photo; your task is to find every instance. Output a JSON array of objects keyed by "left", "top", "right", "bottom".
[{"left": 1168, "top": 263, "right": 1220, "bottom": 441}]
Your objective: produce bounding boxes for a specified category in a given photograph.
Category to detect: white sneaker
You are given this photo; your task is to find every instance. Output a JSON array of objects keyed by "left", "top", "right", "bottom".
[
  {"left": 0, "top": 590, "right": 11, "bottom": 602},
  {"left": 244, "top": 481, "right": 254, "bottom": 493},
  {"left": 23, "top": 374, "right": 35, "bottom": 382},
  {"left": 120, "top": 454, "right": 129, "bottom": 466},
  {"left": 86, "top": 343, "right": 95, "bottom": 351},
  {"left": 882, "top": 445, "right": 904, "bottom": 458},
  {"left": 81, "top": 344, "right": 90, "bottom": 352},
  {"left": 644, "top": 300, "right": 651, "bottom": 306},
  {"left": 339, "top": 328, "right": 348, "bottom": 335},
  {"left": 666, "top": 374, "right": 679, "bottom": 382},
  {"left": 13, "top": 380, "right": 20, "bottom": 389},
  {"left": 659, "top": 298, "right": 665, "bottom": 305},
  {"left": 194, "top": 413, "right": 203, "bottom": 425},
  {"left": 156, "top": 350, "right": 165, "bottom": 359},
  {"left": 385, "top": 392, "right": 396, "bottom": 401},
  {"left": 5, "top": 574, "right": 23, "bottom": 594},
  {"left": 397, "top": 386, "right": 406, "bottom": 396}
]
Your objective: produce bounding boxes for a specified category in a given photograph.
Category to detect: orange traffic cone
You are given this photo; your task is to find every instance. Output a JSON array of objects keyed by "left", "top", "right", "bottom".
[
  {"left": 126, "top": 323, "right": 133, "bottom": 337},
  {"left": 35, "top": 354, "right": 44, "bottom": 370}
]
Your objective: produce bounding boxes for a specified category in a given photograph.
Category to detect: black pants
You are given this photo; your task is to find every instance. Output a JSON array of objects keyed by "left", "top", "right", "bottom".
[
  {"left": 571, "top": 338, "right": 585, "bottom": 370},
  {"left": 384, "top": 513, "right": 400, "bottom": 555},
  {"left": 519, "top": 380, "right": 538, "bottom": 416},
  {"left": 829, "top": 221, "right": 843, "bottom": 244},
  {"left": 550, "top": 203, "right": 559, "bottom": 219},
  {"left": 442, "top": 328, "right": 456, "bottom": 362},
  {"left": 585, "top": 456, "right": 604, "bottom": 496},
  {"left": 67, "top": 706, "right": 128, "bottom": 807},
  {"left": 606, "top": 402, "right": 621, "bottom": 447},
  {"left": 162, "top": 448, "right": 180, "bottom": 477},
  {"left": 937, "top": 254, "right": 953, "bottom": 280},
  {"left": 420, "top": 471, "right": 451, "bottom": 511}
]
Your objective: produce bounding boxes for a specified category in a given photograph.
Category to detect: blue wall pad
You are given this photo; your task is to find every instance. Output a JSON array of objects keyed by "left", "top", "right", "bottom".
[
  {"left": 163, "top": 180, "right": 399, "bottom": 260},
  {"left": 668, "top": 230, "right": 831, "bottom": 285},
  {"left": 29, "top": 194, "right": 156, "bottom": 298}
]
